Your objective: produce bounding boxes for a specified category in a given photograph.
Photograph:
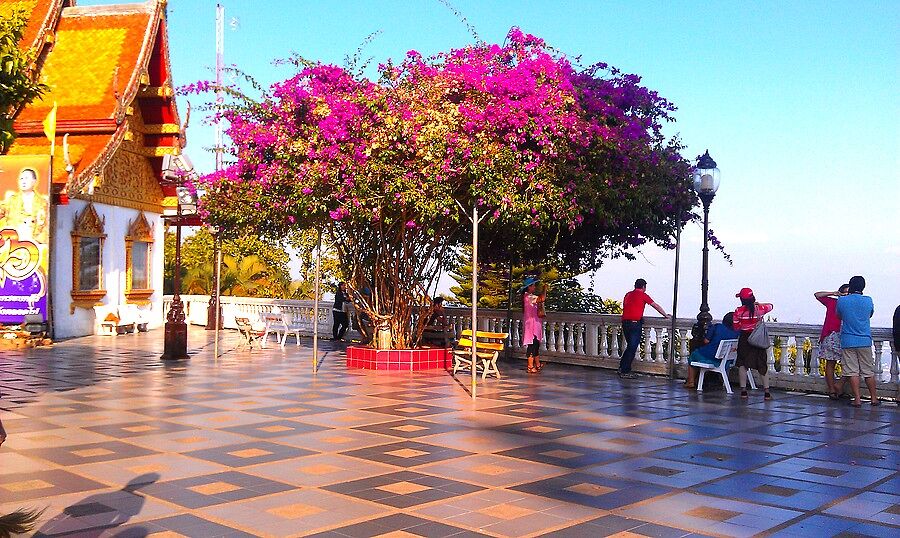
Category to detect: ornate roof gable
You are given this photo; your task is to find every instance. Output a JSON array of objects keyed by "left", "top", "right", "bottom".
[
  {"left": 8, "top": 0, "right": 184, "bottom": 204},
  {"left": 72, "top": 202, "right": 105, "bottom": 237},
  {"left": 126, "top": 212, "right": 153, "bottom": 241}
]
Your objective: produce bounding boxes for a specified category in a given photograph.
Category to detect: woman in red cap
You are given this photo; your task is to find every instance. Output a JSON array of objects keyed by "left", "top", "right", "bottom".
[{"left": 733, "top": 288, "right": 774, "bottom": 399}]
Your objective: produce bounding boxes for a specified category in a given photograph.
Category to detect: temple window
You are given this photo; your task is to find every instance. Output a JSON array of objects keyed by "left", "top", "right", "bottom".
[
  {"left": 125, "top": 213, "right": 154, "bottom": 302},
  {"left": 70, "top": 203, "right": 107, "bottom": 310}
]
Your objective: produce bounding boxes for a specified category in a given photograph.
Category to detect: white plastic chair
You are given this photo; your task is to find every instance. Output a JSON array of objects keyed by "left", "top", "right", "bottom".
[
  {"left": 260, "top": 312, "right": 285, "bottom": 348},
  {"left": 693, "top": 338, "right": 756, "bottom": 394}
]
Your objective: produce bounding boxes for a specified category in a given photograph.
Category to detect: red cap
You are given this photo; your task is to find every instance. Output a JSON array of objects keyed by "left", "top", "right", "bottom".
[{"left": 736, "top": 287, "right": 754, "bottom": 300}]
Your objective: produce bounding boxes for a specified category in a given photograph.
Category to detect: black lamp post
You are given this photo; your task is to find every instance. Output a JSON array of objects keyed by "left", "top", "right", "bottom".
[
  {"left": 161, "top": 186, "right": 198, "bottom": 360},
  {"left": 693, "top": 150, "right": 721, "bottom": 334}
]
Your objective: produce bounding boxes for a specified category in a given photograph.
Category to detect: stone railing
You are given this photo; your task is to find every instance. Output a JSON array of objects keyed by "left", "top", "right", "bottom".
[
  {"left": 163, "top": 295, "right": 335, "bottom": 337},
  {"left": 164, "top": 296, "right": 898, "bottom": 394}
]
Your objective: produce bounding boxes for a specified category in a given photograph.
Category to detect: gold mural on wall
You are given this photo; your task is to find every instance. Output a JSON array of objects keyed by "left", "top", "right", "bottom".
[{"left": 79, "top": 106, "right": 167, "bottom": 214}]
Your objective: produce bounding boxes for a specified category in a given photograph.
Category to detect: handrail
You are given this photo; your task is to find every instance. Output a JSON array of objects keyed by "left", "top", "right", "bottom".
[{"left": 163, "top": 295, "right": 898, "bottom": 394}]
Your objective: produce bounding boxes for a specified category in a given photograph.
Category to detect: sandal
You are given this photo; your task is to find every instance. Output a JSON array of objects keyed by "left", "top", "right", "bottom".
[
  {"left": 849, "top": 401, "right": 862, "bottom": 408},
  {"left": 828, "top": 392, "right": 840, "bottom": 401},
  {"left": 740, "top": 390, "right": 748, "bottom": 399},
  {"left": 764, "top": 392, "right": 772, "bottom": 401},
  {"left": 527, "top": 366, "right": 539, "bottom": 374},
  {"left": 871, "top": 399, "right": 881, "bottom": 407},
  {"left": 683, "top": 383, "right": 696, "bottom": 390},
  {"left": 535, "top": 362, "right": 544, "bottom": 371}
]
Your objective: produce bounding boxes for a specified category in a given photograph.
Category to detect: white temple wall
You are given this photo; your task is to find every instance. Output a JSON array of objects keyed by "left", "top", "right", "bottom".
[{"left": 50, "top": 199, "right": 164, "bottom": 339}]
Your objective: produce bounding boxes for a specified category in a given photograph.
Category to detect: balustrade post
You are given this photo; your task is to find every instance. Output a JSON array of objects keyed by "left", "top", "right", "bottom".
[
  {"left": 767, "top": 335, "right": 777, "bottom": 374},
  {"left": 809, "top": 337, "right": 821, "bottom": 377},
  {"left": 599, "top": 323, "right": 608, "bottom": 358},
  {"left": 557, "top": 323, "right": 567, "bottom": 353},
  {"left": 778, "top": 337, "right": 790, "bottom": 374},
  {"left": 679, "top": 329, "right": 689, "bottom": 363},
  {"left": 890, "top": 340, "right": 899, "bottom": 380},
  {"left": 641, "top": 327, "right": 652, "bottom": 363},
  {"left": 873, "top": 341, "right": 884, "bottom": 380},
  {"left": 586, "top": 322, "right": 599, "bottom": 356},
  {"left": 611, "top": 326, "right": 620, "bottom": 359}
]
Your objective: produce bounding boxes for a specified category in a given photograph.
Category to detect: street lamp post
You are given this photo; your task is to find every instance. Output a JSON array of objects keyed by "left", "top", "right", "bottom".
[
  {"left": 693, "top": 150, "right": 721, "bottom": 335},
  {"left": 162, "top": 186, "right": 198, "bottom": 361}
]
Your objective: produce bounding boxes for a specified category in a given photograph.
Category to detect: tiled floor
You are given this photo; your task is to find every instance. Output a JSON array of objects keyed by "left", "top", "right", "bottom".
[{"left": 1, "top": 327, "right": 898, "bottom": 537}]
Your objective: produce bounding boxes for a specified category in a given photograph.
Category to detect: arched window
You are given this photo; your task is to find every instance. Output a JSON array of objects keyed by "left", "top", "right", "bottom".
[
  {"left": 125, "top": 213, "right": 154, "bottom": 303},
  {"left": 70, "top": 203, "right": 106, "bottom": 311}
]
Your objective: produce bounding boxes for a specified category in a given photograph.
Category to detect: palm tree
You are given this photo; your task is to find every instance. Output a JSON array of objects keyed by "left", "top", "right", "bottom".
[
  {"left": 183, "top": 263, "right": 213, "bottom": 295},
  {"left": 220, "top": 255, "right": 271, "bottom": 296}
]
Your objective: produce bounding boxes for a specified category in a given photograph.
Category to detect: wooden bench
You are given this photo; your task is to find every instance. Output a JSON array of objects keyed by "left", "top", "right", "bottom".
[
  {"left": 453, "top": 330, "right": 508, "bottom": 380},
  {"left": 693, "top": 338, "right": 757, "bottom": 394}
]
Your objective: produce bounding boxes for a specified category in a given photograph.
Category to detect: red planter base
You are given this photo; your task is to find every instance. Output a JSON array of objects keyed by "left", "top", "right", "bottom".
[{"left": 346, "top": 346, "right": 451, "bottom": 371}]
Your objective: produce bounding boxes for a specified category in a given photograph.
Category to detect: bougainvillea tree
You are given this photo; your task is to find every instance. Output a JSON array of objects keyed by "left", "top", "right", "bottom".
[{"left": 188, "top": 28, "right": 696, "bottom": 348}]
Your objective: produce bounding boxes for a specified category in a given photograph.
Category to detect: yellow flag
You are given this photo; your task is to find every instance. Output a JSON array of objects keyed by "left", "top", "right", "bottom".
[{"left": 43, "top": 101, "right": 58, "bottom": 152}]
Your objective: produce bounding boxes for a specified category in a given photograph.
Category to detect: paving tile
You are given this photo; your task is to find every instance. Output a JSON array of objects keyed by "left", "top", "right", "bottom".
[
  {"left": 135, "top": 470, "right": 294, "bottom": 509},
  {"left": 341, "top": 440, "right": 473, "bottom": 468},
  {"left": 753, "top": 457, "right": 895, "bottom": 488},
  {"left": 0, "top": 469, "right": 107, "bottom": 502},
  {"left": 621, "top": 492, "right": 803, "bottom": 537},
  {"left": 770, "top": 514, "right": 898, "bottom": 538},
  {"left": 512, "top": 472, "right": 671, "bottom": 509},
  {"left": 697, "top": 472, "right": 856, "bottom": 511},
  {"left": 183, "top": 440, "right": 316, "bottom": 467},
  {"left": 3, "top": 326, "right": 898, "bottom": 538},
  {"left": 21, "top": 440, "right": 158, "bottom": 465},
  {"left": 323, "top": 470, "right": 484, "bottom": 508},
  {"left": 585, "top": 456, "right": 735, "bottom": 488},
  {"left": 824, "top": 490, "right": 900, "bottom": 526}
]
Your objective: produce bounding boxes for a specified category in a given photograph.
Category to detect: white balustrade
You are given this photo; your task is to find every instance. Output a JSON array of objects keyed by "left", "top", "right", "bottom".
[{"left": 163, "top": 295, "right": 898, "bottom": 394}]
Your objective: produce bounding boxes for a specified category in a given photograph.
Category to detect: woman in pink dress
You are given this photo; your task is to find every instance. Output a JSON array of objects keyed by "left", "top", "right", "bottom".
[{"left": 522, "top": 276, "right": 546, "bottom": 373}]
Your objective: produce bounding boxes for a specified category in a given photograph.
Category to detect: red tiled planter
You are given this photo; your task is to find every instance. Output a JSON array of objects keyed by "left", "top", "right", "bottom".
[{"left": 346, "top": 346, "right": 451, "bottom": 371}]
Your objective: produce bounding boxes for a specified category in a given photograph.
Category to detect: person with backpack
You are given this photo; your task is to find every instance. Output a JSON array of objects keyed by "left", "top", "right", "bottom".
[{"left": 733, "top": 287, "right": 774, "bottom": 400}]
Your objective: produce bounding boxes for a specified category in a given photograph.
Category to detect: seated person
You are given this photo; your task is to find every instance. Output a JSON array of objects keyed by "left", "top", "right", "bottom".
[
  {"left": 421, "top": 297, "right": 452, "bottom": 347},
  {"left": 685, "top": 312, "right": 739, "bottom": 389}
]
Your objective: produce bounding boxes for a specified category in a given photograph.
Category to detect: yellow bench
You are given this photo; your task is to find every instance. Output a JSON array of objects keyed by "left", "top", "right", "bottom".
[{"left": 453, "top": 330, "right": 508, "bottom": 380}]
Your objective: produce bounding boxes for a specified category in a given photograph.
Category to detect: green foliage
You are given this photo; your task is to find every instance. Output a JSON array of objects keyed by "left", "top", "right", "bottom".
[
  {"left": 448, "top": 247, "right": 609, "bottom": 313},
  {"left": 164, "top": 228, "right": 319, "bottom": 298},
  {"left": 0, "top": 8, "right": 48, "bottom": 151}
]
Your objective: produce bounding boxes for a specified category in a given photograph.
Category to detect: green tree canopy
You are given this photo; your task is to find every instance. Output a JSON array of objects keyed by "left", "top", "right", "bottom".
[{"left": 0, "top": 8, "right": 47, "bottom": 152}]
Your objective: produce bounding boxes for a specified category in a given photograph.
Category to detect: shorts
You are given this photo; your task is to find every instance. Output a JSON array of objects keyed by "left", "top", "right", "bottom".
[
  {"left": 841, "top": 347, "right": 875, "bottom": 378},
  {"left": 817, "top": 332, "right": 842, "bottom": 362}
]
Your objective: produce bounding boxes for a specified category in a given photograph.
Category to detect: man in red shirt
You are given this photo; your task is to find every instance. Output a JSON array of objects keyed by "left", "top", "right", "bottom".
[{"left": 619, "top": 279, "right": 669, "bottom": 378}]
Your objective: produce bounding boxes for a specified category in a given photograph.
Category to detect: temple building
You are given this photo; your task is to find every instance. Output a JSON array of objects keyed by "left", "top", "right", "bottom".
[{"left": 1, "top": 0, "right": 187, "bottom": 339}]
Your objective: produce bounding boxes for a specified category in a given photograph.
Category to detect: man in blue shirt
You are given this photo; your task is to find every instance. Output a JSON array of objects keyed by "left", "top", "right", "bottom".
[
  {"left": 836, "top": 275, "right": 879, "bottom": 407},
  {"left": 684, "top": 313, "right": 740, "bottom": 390}
]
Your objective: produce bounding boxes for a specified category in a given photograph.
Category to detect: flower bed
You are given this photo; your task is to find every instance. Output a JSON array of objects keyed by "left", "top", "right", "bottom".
[{"left": 346, "top": 346, "right": 451, "bottom": 371}]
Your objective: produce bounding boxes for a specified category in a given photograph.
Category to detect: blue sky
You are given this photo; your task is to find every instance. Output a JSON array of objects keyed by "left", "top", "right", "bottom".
[{"left": 85, "top": 1, "right": 900, "bottom": 325}]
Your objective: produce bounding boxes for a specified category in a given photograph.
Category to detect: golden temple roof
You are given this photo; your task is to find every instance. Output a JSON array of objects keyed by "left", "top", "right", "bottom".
[{"left": 4, "top": 0, "right": 183, "bottom": 196}]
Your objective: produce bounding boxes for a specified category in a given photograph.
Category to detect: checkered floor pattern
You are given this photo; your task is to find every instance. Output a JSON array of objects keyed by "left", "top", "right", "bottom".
[{"left": 1, "top": 327, "right": 897, "bottom": 537}]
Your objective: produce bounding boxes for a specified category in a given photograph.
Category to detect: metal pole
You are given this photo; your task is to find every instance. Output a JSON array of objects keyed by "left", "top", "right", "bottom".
[
  {"left": 697, "top": 197, "right": 712, "bottom": 330},
  {"left": 213, "top": 244, "right": 222, "bottom": 360},
  {"left": 214, "top": 4, "right": 224, "bottom": 172},
  {"left": 668, "top": 214, "right": 682, "bottom": 379},
  {"left": 471, "top": 206, "right": 478, "bottom": 400},
  {"left": 504, "top": 254, "right": 513, "bottom": 359},
  {"left": 312, "top": 230, "right": 322, "bottom": 373}
]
